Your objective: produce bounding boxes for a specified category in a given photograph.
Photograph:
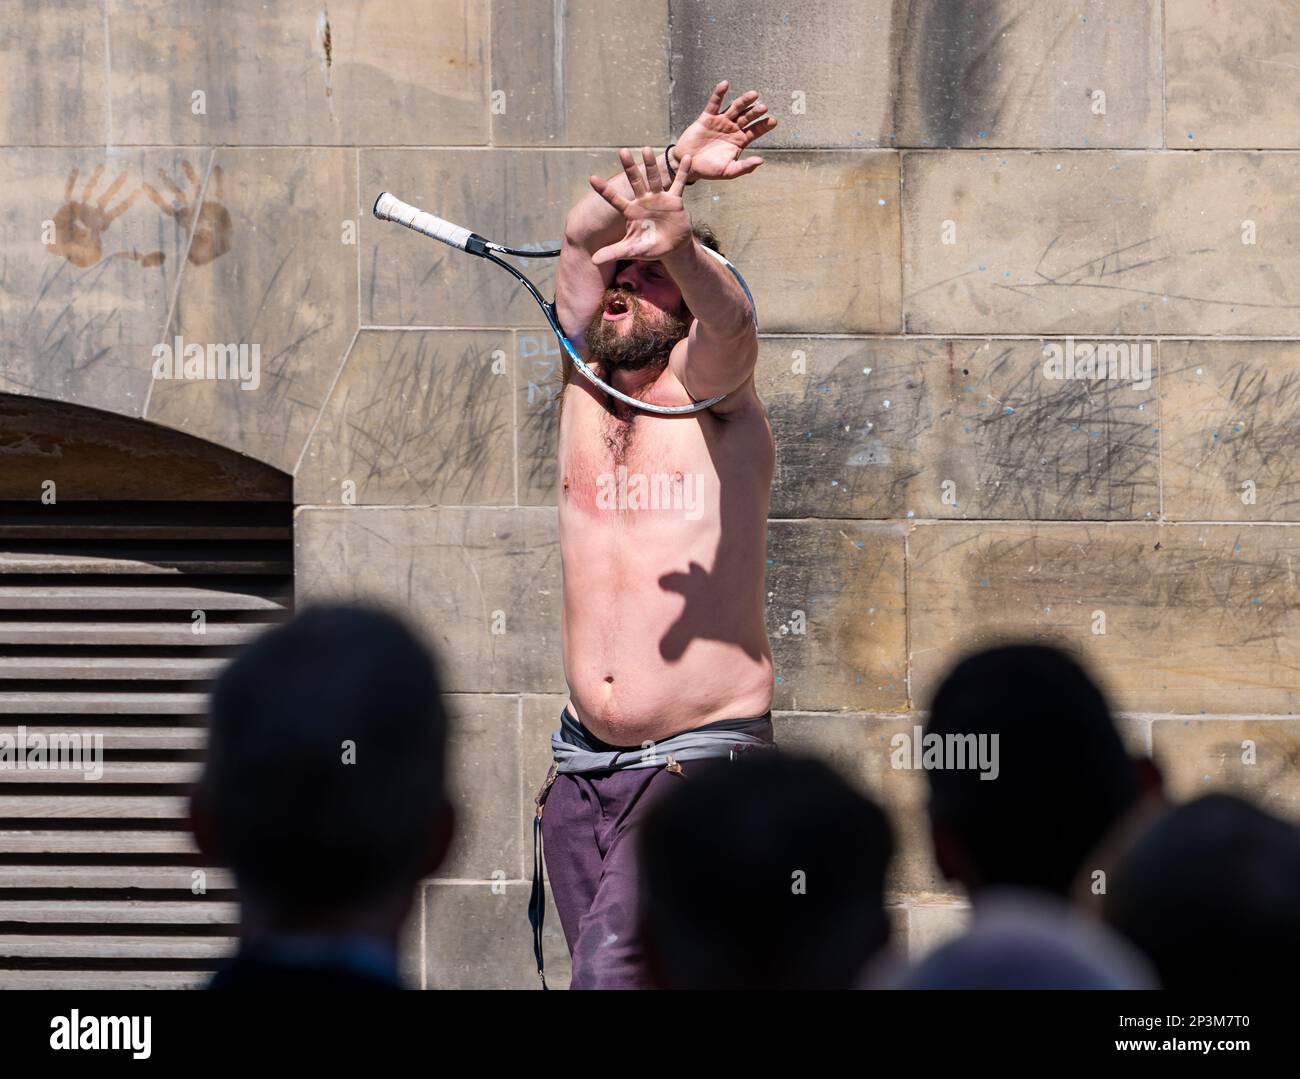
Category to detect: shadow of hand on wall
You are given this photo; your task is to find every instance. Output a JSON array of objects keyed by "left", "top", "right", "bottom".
[
  {"left": 655, "top": 442, "right": 769, "bottom": 664},
  {"left": 656, "top": 556, "right": 768, "bottom": 664}
]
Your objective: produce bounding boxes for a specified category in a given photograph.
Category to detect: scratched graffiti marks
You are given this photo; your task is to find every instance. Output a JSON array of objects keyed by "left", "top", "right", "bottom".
[
  {"left": 361, "top": 148, "right": 593, "bottom": 328},
  {"left": 0, "top": 150, "right": 197, "bottom": 415},
  {"left": 148, "top": 148, "right": 356, "bottom": 471},
  {"left": 904, "top": 160, "right": 1182, "bottom": 334},
  {"left": 761, "top": 337, "right": 927, "bottom": 518},
  {"left": 761, "top": 337, "right": 1156, "bottom": 520},
  {"left": 1163, "top": 341, "right": 1300, "bottom": 520},
  {"left": 296, "top": 506, "right": 563, "bottom": 693},
  {"left": 516, "top": 332, "right": 565, "bottom": 505},
  {"left": 300, "top": 330, "right": 512, "bottom": 506},
  {"left": 960, "top": 530, "right": 1295, "bottom": 627},
  {"left": 953, "top": 340, "right": 1158, "bottom": 519},
  {"left": 903, "top": 151, "right": 1300, "bottom": 335},
  {"left": 909, "top": 523, "right": 1300, "bottom": 714},
  {"left": 765, "top": 519, "right": 908, "bottom": 713}
]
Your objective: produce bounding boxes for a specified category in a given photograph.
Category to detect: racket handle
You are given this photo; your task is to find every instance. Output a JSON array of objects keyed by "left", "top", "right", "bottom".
[{"left": 373, "top": 191, "right": 482, "bottom": 253}]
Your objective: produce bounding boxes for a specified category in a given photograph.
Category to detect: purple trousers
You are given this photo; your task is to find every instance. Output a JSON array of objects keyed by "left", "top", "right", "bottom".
[{"left": 538, "top": 763, "right": 684, "bottom": 990}]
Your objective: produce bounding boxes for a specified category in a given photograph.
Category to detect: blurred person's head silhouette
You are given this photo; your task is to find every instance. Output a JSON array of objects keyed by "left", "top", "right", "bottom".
[
  {"left": 191, "top": 601, "right": 454, "bottom": 989},
  {"left": 1103, "top": 792, "right": 1300, "bottom": 989},
  {"left": 924, "top": 643, "right": 1161, "bottom": 902},
  {"left": 893, "top": 889, "right": 1155, "bottom": 989},
  {"left": 636, "top": 750, "right": 894, "bottom": 989}
]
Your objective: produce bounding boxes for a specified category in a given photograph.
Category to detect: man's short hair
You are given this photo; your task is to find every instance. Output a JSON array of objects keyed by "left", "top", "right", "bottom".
[
  {"left": 200, "top": 601, "right": 450, "bottom": 914},
  {"left": 637, "top": 750, "right": 895, "bottom": 989},
  {"left": 924, "top": 642, "right": 1142, "bottom": 898},
  {"left": 691, "top": 222, "right": 723, "bottom": 256}
]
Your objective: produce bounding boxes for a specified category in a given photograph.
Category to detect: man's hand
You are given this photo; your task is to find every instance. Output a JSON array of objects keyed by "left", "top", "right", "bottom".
[
  {"left": 669, "top": 79, "right": 778, "bottom": 183},
  {"left": 587, "top": 147, "right": 695, "bottom": 266}
]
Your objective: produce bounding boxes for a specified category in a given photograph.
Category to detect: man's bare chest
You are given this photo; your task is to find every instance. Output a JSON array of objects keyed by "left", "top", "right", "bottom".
[{"left": 559, "top": 400, "right": 713, "bottom": 517}]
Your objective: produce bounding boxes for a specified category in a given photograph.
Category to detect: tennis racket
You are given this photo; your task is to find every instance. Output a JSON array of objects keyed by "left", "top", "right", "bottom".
[{"left": 372, "top": 191, "right": 757, "bottom": 416}]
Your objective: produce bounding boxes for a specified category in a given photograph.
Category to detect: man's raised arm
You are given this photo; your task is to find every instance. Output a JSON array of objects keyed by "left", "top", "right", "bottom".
[
  {"left": 662, "top": 235, "right": 757, "bottom": 405},
  {"left": 555, "top": 80, "right": 778, "bottom": 353},
  {"left": 555, "top": 148, "right": 681, "bottom": 350}
]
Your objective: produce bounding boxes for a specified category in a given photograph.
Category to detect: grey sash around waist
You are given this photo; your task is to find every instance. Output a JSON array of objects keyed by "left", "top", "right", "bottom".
[{"left": 551, "top": 706, "right": 776, "bottom": 774}]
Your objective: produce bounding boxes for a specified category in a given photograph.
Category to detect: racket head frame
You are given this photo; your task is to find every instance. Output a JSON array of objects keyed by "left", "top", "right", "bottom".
[{"left": 373, "top": 191, "right": 758, "bottom": 416}]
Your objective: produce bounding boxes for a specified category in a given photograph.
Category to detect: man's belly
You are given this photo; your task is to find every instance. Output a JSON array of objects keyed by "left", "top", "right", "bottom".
[{"left": 560, "top": 518, "right": 773, "bottom": 746}]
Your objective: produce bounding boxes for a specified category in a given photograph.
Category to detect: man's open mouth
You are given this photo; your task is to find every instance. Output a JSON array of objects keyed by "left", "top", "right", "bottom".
[{"left": 603, "top": 295, "right": 632, "bottom": 320}]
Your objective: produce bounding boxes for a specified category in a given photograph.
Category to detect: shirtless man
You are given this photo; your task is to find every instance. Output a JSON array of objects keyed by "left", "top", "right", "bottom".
[{"left": 532, "top": 82, "right": 779, "bottom": 989}]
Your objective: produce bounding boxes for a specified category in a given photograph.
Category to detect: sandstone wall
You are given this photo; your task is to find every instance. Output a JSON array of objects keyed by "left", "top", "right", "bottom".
[{"left": 3, "top": 0, "right": 1297, "bottom": 987}]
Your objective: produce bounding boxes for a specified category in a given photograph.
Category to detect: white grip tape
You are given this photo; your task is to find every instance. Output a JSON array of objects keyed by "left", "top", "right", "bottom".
[{"left": 373, "top": 192, "right": 473, "bottom": 251}]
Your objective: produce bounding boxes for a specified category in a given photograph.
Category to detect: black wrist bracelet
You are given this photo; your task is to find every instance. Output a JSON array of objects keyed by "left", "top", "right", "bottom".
[{"left": 665, "top": 142, "right": 694, "bottom": 186}]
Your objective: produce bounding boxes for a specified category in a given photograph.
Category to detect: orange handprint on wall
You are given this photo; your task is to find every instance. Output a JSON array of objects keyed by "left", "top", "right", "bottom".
[
  {"left": 143, "top": 161, "right": 232, "bottom": 266},
  {"left": 48, "top": 165, "right": 165, "bottom": 268}
]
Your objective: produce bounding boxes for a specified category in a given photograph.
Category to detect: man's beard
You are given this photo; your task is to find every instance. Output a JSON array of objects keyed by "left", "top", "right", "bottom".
[{"left": 585, "top": 291, "right": 690, "bottom": 372}]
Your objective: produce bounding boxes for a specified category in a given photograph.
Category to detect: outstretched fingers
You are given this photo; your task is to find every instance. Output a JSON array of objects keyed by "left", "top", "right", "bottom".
[
  {"left": 723, "top": 90, "right": 759, "bottom": 123},
  {"left": 590, "top": 239, "right": 632, "bottom": 267},
  {"left": 734, "top": 99, "right": 769, "bottom": 129},
  {"left": 741, "top": 114, "right": 779, "bottom": 144},
  {"left": 724, "top": 155, "right": 764, "bottom": 179},
  {"left": 104, "top": 186, "right": 142, "bottom": 223},
  {"left": 668, "top": 153, "right": 692, "bottom": 197},
  {"left": 588, "top": 175, "right": 630, "bottom": 214},
  {"left": 642, "top": 146, "right": 667, "bottom": 192},
  {"left": 141, "top": 183, "right": 180, "bottom": 217},
  {"left": 157, "top": 168, "right": 186, "bottom": 202},
  {"left": 703, "top": 79, "right": 730, "bottom": 116},
  {"left": 80, "top": 164, "right": 105, "bottom": 203},
  {"left": 617, "top": 147, "right": 648, "bottom": 198},
  {"left": 97, "top": 171, "right": 128, "bottom": 211}
]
